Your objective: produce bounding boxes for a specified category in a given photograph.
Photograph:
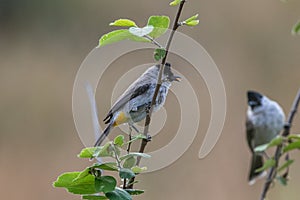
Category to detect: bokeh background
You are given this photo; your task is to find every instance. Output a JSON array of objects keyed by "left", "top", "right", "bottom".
[{"left": 1, "top": 0, "right": 300, "bottom": 199}]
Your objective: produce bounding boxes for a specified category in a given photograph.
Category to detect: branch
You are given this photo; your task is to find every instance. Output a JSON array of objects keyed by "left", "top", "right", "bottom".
[
  {"left": 126, "top": 0, "right": 186, "bottom": 189},
  {"left": 137, "top": 0, "right": 185, "bottom": 165},
  {"left": 259, "top": 89, "right": 300, "bottom": 200},
  {"left": 283, "top": 89, "right": 300, "bottom": 136}
]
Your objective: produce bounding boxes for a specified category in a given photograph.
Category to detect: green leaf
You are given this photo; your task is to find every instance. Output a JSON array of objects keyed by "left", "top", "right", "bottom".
[
  {"left": 255, "top": 136, "right": 283, "bottom": 152},
  {"left": 124, "top": 189, "right": 144, "bottom": 195},
  {"left": 277, "top": 176, "right": 288, "bottom": 186},
  {"left": 131, "top": 166, "right": 147, "bottom": 174},
  {"left": 169, "top": 0, "right": 181, "bottom": 6},
  {"left": 126, "top": 134, "right": 147, "bottom": 144},
  {"left": 133, "top": 134, "right": 147, "bottom": 140},
  {"left": 182, "top": 14, "right": 199, "bottom": 27},
  {"left": 254, "top": 144, "right": 269, "bottom": 152},
  {"left": 283, "top": 140, "right": 300, "bottom": 153},
  {"left": 94, "top": 142, "right": 114, "bottom": 157},
  {"left": 83, "top": 195, "right": 108, "bottom": 200},
  {"left": 109, "top": 19, "right": 137, "bottom": 27},
  {"left": 185, "top": 20, "right": 199, "bottom": 26},
  {"left": 99, "top": 30, "right": 150, "bottom": 47},
  {"left": 53, "top": 172, "right": 96, "bottom": 194},
  {"left": 95, "top": 176, "right": 117, "bottom": 193},
  {"left": 268, "top": 136, "right": 284, "bottom": 147},
  {"left": 154, "top": 48, "right": 166, "bottom": 61},
  {"left": 288, "top": 134, "right": 300, "bottom": 140},
  {"left": 292, "top": 20, "right": 300, "bottom": 35},
  {"left": 105, "top": 188, "right": 132, "bottom": 200},
  {"left": 73, "top": 167, "right": 91, "bottom": 182},
  {"left": 129, "top": 26, "right": 154, "bottom": 37},
  {"left": 123, "top": 157, "right": 136, "bottom": 169},
  {"left": 277, "top": 160, "right": 294, "bottom": 173},
  {"left": 112, "top": 145, "right": 121, "bottom": 157},
  {"left": 93, "top": 162, "right": 119, "bottom": 171},
  {"left": 120, "top": 152, "right": 151, "bottom": 161},
  {"left": 78, "top": 147, "right": 98, "bottom": 158},
  {"left": 114, "top": 135, "right": 125, "bottom": 147},
  {"left": 119, "top": 168, "right": 135, "bottom": 179},
  {"left": 255, "top": 159, "right": 276, "bottom": 173},
  {"left": 184, "top": 14, "right": 199, "bottom": 23},
  {"left": 147, "top": 16, "right": 170, "bottom": 38}
]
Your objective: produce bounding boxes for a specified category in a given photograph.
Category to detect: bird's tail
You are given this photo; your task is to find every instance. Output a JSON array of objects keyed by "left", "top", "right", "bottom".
[
  {"left": 94, "top": 123, "right": 112, "bottom": 147},
  {"left": 249, "top": 153, "right": 266, "bottom": 185}
]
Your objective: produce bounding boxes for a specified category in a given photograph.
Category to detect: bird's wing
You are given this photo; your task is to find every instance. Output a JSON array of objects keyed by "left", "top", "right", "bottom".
[
  {"left": 103, "top": 65, "right": 158, "bottom": 124},
  {"left": 246, "top": 117, "right": 255, "bottom": 153},
  {"left": 103, "top": 81, "right": 152, "bottom": 124}
]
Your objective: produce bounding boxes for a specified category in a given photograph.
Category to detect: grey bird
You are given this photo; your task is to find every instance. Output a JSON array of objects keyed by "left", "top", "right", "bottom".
[
  {"left": 94, "top": 63, "right": 181, "bottom": 146},
  {"left": 246, "top": 91, "right": 285, "bottom": 185}
]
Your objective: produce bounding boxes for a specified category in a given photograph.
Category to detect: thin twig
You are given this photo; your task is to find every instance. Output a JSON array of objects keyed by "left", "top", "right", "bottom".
[
  {"left": 123, "top": 179, "right": 127, "bottom": 189},
  {"left": 123, "top": 126, "right": 133, "bottom": 189},
  {"left": 144, "top": 35, "right": 163, "bottom": 48},
  {"left": 126, "top": 0, "right": 186, "bottom": 189},
  {"left": 127, "top": 126, "right": 133, "bottom": 154},
  {"left": 260, "top": 89, "right": 300, "bottom": 200},
  {"left": 282, "top": 153, "right": 290, "bottom": 179}
]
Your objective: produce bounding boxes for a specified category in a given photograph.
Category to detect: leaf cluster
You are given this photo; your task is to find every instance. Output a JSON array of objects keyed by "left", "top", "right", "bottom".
[
  {"left": 254, "top": 134, "right": 300, "bottom": 185},
  {"left": 98, "top": 1, "right": 199, "bottom": 61},
  {"left": 53, "top": 134, "right": 149, "bottom": 200}
]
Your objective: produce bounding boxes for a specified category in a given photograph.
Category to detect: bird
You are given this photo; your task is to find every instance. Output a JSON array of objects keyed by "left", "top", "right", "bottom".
[
  {"left": 94, "top": 63, "right": 181, "bottom": 146},
  {"left": 246, "top": 91, "right": 285, "bottom": 185}
]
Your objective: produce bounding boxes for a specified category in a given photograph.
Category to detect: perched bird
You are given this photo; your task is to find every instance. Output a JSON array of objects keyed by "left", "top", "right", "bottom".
[
  {"left": 246, "top": 91, "right": 285, "bottom": 185},
  {"left": 94, "top": 63, "right": 181, "bottom": 146}
]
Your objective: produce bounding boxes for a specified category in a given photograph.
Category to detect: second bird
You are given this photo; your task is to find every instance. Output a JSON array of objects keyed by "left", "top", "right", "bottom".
[
  {"left": 94, "top": 63, "right": 181, "bottom": 146},
  {"left": 246, "top": 91, "right": 285, "bottom": 185}
]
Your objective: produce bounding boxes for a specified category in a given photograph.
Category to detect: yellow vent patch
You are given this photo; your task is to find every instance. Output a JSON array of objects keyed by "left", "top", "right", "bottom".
[{"left": 113, "top": 112, "right": 128, "bottom": 127}]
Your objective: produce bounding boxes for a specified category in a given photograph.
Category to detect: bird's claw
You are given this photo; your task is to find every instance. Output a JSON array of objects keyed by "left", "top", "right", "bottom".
[{"left": 146, "top": 134, "right": 152, "bottom": 142}]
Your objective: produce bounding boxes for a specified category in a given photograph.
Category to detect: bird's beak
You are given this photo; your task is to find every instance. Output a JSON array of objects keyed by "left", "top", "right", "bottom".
[
  {"left": 248, "top": 101, "right": 258, "bottom": 107},
  {"left": 172, "top": 75, "right": 181, "bottom": 82}
]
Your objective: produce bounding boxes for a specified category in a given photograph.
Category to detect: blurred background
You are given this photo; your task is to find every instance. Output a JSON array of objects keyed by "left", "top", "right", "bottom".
[{"left": 1, "top": 0, "right": 300, "bottom": 199}]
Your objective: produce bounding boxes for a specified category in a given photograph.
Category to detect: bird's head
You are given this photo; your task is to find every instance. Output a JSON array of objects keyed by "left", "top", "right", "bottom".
[
  {"left": 162, "top": 63, "right": 181, "bottom": 82},
  {"left": 247, "top": 91, "right": 264, "bottom": 110}
]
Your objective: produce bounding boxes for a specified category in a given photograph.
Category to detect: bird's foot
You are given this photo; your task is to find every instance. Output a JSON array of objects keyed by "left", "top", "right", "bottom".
[{"left": 146, "top": 134, "right": 152, "bottom": 142}]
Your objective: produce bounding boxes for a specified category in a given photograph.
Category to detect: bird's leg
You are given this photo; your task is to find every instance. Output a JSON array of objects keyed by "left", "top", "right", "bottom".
[
  {"left": 130, "top": 124, "right": 141, "bottom": 134},
  {"left": 262, "top": 151, "right": 270, "bottom": 160},
  {"left": 146, "top": 134, "right": 152, "bottom": 142},
  {"left": 145, "top": 102, "right": 152, "bottom": 114},
  {"left": 130, "top": 124, "right": 152, "bottom": 141}
]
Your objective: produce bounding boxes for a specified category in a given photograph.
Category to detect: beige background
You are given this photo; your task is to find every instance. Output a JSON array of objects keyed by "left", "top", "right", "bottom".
[{"left": 1, "top": 0, "right": 300, "bottom": 199}]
